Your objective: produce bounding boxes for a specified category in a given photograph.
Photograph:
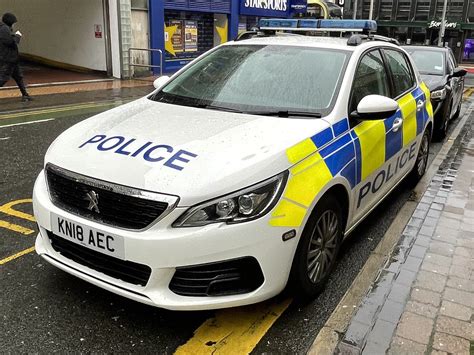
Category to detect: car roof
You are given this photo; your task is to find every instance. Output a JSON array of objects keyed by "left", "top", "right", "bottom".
[{"left": 402, "top": 45, "right": 448, "bottom": 53}]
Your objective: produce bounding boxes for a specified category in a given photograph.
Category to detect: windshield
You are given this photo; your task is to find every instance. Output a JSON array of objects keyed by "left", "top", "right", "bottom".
[
  {"left": 405, "top": 49, "right": 445, "bottom": 76},
  {"left": 150, "top": 45, "right": 350, "bottom": 117}
]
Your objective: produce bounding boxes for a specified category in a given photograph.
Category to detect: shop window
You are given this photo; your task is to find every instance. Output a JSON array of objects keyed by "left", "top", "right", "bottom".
[
  {"left": 463, "top": 35, "right": 474, "bottom": 63},
  {"left": 238, "top": 15, "right": 258, "bottom": 33},
  {"left": 411, "top": 29, "right": 427, "bottom": 45},
  {"left": 164, "top": 11, "right": 214, "bottom": 63}
]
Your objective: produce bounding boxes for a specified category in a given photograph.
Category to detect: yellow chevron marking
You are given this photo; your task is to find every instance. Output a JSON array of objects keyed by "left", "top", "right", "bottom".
[{"left": 285, "top": 152, "right": 333, "bottom": 208}]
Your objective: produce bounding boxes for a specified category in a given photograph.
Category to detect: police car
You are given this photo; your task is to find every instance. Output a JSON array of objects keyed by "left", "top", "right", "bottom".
[{"left": 33, "top": 19, "right": 433, "bottom": 310}]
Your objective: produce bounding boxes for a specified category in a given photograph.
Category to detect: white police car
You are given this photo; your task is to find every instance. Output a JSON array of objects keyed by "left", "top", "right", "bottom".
[{"left": 33, "top": 19, "right": 433, "bottom": 310}]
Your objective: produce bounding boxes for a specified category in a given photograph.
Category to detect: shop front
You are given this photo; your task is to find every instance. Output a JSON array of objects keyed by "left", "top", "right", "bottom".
[
  {"left": 376, "top": 19, "right": 474, "bottom": 65},
  {"left": 150, "top": 0, "right": 305, "bottom": 73}
]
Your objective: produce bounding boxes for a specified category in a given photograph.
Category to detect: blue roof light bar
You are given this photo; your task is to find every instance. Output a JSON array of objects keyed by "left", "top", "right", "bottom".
[
  {"left": 258, "top": 19, "right": 299, "bottom": 29},
  {"left": 258, "top": 19, "right": 377, "bottom": 33}
]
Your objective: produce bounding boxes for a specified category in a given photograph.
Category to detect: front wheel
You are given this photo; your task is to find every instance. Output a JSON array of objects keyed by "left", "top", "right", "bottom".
[
  {"left": 408, "top": 129, "right": 430, "bottom": 184},
  {"left": 289, "top": 194, "right": 343, "bottom": 300},
  {"left": 433, "top": 100, "right": 452, "bottom": 141},
  {"left": 452, "top": 100, "right": 461, "bottom": 120}
]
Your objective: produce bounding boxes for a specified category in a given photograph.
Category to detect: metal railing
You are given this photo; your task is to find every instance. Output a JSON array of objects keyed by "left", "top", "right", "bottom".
[{"left": 128, "top": 48, "right": 163, "bottom": 79}]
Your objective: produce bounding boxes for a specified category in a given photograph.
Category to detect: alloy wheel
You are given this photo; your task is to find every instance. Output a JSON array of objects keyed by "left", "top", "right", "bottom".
[
  {"left": 417, "top": 133, "right": 429, "bottom": 176},
  {"left": 306, "top": 210, "right": 339, "bottom": 283}
]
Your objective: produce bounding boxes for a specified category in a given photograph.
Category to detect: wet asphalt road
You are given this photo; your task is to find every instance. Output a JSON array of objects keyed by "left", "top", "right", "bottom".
[{"left": 0, "top": 98, "right": 470, "bottom": 353}]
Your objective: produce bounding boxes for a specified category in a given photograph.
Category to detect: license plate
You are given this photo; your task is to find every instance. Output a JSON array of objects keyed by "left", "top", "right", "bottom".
[{"left": 51, "top": 213, "right": 125, "bottom": 259}]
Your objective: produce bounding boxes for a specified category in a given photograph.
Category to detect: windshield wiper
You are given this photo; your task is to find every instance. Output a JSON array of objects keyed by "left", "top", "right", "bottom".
[
  {"left": 249, "top": 110, "right": 322, "bottom": 118},
  {"left": 203, "top": 104, "right": 244, "bottom": 113}
]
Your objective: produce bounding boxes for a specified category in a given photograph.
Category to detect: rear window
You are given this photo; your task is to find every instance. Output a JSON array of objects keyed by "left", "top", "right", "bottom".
[{"left": 405, "top": 49, "right": 445, "bottom": 76}]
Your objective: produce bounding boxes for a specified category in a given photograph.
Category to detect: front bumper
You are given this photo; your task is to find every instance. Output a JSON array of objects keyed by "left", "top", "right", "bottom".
[{"left": 33, "top": 170, "right": 299, "bottom": 310}]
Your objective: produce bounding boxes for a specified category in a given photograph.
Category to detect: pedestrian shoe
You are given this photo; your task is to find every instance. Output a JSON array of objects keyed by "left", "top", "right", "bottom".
[{"left": 21, "top": 95, "right": 33, "bottom": 102}]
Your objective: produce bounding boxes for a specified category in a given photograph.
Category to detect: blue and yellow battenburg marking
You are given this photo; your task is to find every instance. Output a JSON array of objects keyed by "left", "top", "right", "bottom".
[
  {"left": 269, "top": 85, "right": 433, "bottom": 228},
  {"left": 269, "top": 122, "right": 356, "bottom": 227}
]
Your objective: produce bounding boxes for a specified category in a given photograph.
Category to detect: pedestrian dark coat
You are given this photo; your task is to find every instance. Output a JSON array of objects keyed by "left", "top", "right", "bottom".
[{"left": 0, "top": 13, "right": 21, "bottom": 64}]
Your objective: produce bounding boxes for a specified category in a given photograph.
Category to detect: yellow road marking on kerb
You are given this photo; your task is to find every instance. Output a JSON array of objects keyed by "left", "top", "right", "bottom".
[
  {"left": 175, "top": 298, "right": 292, "bottom": 355},
  {"left": 0, "top": 199, "right": 35, "bottom": 221},
  {"left": 0, "top": 246, "right": 35, "bottom": 265},
  {"left": 463, "top": 87, "right": 474, "bottom": 100}
]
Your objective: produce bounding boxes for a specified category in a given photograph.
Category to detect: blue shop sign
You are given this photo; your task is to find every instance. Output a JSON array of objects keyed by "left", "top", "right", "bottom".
[{"left": 240, "top": 0, "right": 291, "bottom": 17}]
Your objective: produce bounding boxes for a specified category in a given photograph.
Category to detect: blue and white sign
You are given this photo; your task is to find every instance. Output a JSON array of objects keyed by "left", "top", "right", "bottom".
[
  {"left": 290, "top": 0, "right": 307, "bottom": 14},
  {"left": 240, "top": 0, "right": 290, "bottom": 18}
]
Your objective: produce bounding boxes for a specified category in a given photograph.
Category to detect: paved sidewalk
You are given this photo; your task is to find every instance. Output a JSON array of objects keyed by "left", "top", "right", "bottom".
[
  {"left": 337, "top": 114, "right": 474, "bottom": 354},
  {"left": 0, "top": 81, "right": 154, "bottom": 114}
]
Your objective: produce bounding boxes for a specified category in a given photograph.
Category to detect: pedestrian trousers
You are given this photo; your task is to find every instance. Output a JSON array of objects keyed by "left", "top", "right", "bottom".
[{"left": 0, "top": 62, "right": 28, "bottom": 96}]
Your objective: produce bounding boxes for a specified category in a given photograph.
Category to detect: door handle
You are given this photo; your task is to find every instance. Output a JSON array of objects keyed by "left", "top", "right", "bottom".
[
  {"left": 416, "top": 100, "right": 425, "bottom": 112},
  {"left": 392, "top": 117, "right": 403, "bottom": 132}
]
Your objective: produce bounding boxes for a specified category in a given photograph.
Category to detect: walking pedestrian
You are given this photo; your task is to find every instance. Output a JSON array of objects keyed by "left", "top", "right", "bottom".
[{"left": 0, "top": 12, "right": 32, "bottom": 102}]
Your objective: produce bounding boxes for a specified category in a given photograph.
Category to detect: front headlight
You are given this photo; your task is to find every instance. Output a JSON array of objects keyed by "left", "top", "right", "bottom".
[
  {"left": 431, "top": 88, "right": 446, "bottom": 100},
  {"left": 172, "top": 171, "right": 288, "bottom": 227}
]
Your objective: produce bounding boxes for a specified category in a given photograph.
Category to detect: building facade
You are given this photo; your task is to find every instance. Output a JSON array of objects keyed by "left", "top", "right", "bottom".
[
  {"left": 147, "top": 0, "right": 304, "bottom": 73},
  {"left": 343, "top": 0, "right": 474, "bottom": 64}
]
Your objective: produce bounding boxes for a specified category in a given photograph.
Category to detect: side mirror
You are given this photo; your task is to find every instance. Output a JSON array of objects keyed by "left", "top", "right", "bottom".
[
  {"left": 449, "top": 68, "right": 467, "bottom": 79},
  {"left": 351, "top": 95, "right": 399, "bottom": 120},
  {"left": 153, "top": 75, "right": 170, "bottom": 89}
]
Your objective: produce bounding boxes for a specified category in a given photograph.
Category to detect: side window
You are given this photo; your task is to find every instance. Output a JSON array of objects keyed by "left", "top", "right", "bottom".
[
  {"left": 384, "top": 49, "right": 415, "bottom": 98},
  {"left": 349, "top": 50, "right": 391, "bottom": 114}
]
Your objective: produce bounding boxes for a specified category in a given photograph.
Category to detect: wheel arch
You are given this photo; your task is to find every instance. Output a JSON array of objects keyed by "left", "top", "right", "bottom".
[
  {"left": 426, "top": 120, "right": 433, "bottom": 136},
  {"left": 321, "top": 184, "right": 350, "bottom": 232}
]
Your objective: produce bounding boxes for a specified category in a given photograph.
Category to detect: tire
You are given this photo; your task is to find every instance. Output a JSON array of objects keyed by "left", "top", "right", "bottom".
[
  {"left": 452, "top": 101, "right": 461, "bottom": 120},
  {"left": 433, "top": 99, "right": 451, "bottom": 141},
  {"left": 408, "top": 128, "right": 430, "bottom": 184},
  {"left": 289, "top": 194, "right": 344, "bottom": 300}
]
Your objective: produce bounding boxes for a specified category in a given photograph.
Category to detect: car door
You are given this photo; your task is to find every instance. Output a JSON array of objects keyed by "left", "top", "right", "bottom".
[
  {"left": 382, "top": 48, "right": 426, "bottom": 180},
  {"left": 448, "top": 51, "right": 463, "bottom": 111},
  {"left": 348, "top": 49, "right": 403, "bottom": 222}
]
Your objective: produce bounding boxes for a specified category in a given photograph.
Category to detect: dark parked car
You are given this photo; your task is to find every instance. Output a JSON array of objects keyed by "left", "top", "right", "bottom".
[{"left": 403, "top": 46, "right": 467, "bottom": 140}]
